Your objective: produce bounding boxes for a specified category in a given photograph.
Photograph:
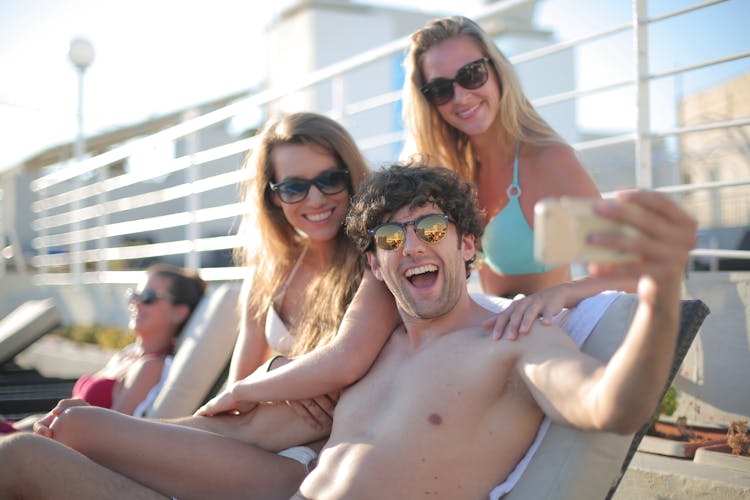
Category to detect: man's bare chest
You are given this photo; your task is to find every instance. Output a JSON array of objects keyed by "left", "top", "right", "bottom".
[{"left": 334, "top": 331, "right": 523, "bottom": 434}]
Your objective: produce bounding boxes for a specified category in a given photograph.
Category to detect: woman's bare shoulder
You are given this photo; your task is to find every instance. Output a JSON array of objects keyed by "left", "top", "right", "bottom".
[{"left": 528, "top": 143, "right": 599, "bottom": 197}]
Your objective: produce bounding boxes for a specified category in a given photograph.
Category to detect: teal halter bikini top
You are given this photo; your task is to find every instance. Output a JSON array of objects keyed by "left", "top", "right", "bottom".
[{"left": 480, "top": 141, "right": 555, "bottom": 276}]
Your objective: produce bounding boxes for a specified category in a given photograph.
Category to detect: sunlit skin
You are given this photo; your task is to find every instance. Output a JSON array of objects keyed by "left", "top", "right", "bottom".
[
  {"left": 128, "top": 274, "right": 181, "bottom": 342},
  {"left": 422, "top": 36, "right": 502, "bottom": 141},
  {"left": 367, "top": 203, "right": 475, "bottom": 322},
  {"left": 271, "top": 144, "right": 350, "bottom": 248}
]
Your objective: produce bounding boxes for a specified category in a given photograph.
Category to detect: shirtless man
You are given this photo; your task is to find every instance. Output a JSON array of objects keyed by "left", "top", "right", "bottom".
[
  {"left": 0, "top": 162, "right": 696, "bottom": 499},
  {"left": 292, "top": 162, "right": 696, "bottom": 498}
]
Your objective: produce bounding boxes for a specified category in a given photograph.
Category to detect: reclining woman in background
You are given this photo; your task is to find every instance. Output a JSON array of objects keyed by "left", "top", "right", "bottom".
[{"left": 0, "top": 263, "right": 205, "bottom": 433}]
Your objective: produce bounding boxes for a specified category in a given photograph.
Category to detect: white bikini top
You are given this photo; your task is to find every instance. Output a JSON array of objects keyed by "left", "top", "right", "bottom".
[{"left": 264, "top": 246, "right": 307, "bottom": 356}]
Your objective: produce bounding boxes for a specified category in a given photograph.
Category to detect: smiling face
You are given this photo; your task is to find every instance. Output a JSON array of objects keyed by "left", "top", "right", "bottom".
[
  {"left": 367, "top": 203, "right": 476, "bottom": 320},
  {"left": 129, "top": 274, "right": 181, "bottom": 338},
  {"left": 421, "top": 36, "right": 501, "bottom": 138},
  {"left": 271, "top": 143, "right": 350, "bottom": 246}
]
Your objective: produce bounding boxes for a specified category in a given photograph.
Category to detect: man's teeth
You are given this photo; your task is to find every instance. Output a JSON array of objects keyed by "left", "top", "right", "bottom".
[
  {"left": 307, "top": 209, "right": 333, "bottom": 222},
  {"left": 405, "top": 264, "right": 438, "bottom": 278}
]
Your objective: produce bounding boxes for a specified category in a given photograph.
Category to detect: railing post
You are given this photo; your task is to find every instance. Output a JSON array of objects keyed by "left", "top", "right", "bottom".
[
  {"left": 185, "top": 122, "right": 200, "bottom": 272},
  {"left": 71, "top": 70, "right": 86, "bottom": 282},
  {"left": 0, "top": 188, "right": 5, "bottom": 277},
  {"left": 186, "top": 157, "right": 199, "bottom": 271},
  {"left": 634, "top": 0, "right": 653, "bottom": 188},
  {"left": 36, "top": 187, "right": 48, "bottom": 276},
  {"left": 331, "top": 75, "right": 345, "bottom": 122},
  {"left": 96, "top": 165, "right": 108, "bottom": 273}
]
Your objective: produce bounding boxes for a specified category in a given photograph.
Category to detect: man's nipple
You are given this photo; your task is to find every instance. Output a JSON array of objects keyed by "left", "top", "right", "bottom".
[{"left": 427, "top": 413, "right": 443, "bottom": 425}]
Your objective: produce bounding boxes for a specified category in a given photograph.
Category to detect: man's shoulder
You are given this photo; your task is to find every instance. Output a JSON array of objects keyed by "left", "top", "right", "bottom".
[{"left": 470, "top": 293, "right": 512, "bottom": 313}]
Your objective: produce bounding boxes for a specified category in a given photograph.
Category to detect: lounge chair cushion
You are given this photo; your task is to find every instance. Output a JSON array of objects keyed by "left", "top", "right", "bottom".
[
  {"left": 0, "top": 299, "right": 61, "bottom": 366},
  {"left": 143, "top": 283, "right": 241, "bottom": 419}
]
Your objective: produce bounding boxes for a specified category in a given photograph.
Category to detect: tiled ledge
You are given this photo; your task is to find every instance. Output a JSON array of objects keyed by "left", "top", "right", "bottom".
[{"left": 613, "top": 451, "right": 750, "bottom": 499}]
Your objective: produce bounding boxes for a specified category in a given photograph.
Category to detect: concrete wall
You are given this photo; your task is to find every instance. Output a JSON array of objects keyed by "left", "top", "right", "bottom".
[{"left": 678, "top": 270, "right": 750, "bottom": 424}]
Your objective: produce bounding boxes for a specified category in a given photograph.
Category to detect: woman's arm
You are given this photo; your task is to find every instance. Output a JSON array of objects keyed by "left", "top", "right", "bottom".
[
  {"left": 488, "top": 274, "right": 637, "bottom": 339},
  {"left": 199, "top": 271, "right": 398, "bottom": 414},
  {"left": 226, "top": 277, "right": 272, "bottom": 383}
]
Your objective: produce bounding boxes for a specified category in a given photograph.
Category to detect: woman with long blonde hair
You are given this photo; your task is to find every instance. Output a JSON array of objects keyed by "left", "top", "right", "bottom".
[{"left": 403, "top": 16, "right": 632, "bottom": 337}]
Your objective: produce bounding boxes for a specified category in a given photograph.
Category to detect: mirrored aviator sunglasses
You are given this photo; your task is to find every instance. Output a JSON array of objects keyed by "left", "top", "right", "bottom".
[
  {"left": 368, "top": 213, "right": 451, "bottom": 251},
  {"left": 420, "top": 57, "right": 491, "bottom": 106},
  {"left": 269, "top": 169, "right": 350, "bottom": 204},
  {"left": 126, "top": 288, "right": 173, "bottom": 306}
]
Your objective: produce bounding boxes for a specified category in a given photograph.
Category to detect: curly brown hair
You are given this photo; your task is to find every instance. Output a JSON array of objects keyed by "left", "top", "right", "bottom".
[{"left": 346, "top": 161, "right": 485, "bottom": 276}]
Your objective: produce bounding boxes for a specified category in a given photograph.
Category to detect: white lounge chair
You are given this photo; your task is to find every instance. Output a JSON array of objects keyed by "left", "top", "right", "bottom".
[
  {"left": 137, "top": 282, "right": 241, "bottom": 419},
  {"left": 0, "top": 299, "right": 61, "bottom": 366}
]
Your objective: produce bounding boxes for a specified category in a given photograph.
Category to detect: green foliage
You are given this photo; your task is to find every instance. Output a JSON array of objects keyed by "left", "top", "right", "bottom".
[
  {"left": 647, "top": 386, "right": 679, "bottom": 435},
  {"left": 52, "top": 324, "right": 134, "bottom": 350},
  {"left": 658, "top": 386, "right": 679, "bottom": 418}
]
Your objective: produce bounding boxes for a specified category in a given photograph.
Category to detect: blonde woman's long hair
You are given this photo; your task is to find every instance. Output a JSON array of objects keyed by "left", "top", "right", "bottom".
[
  {"left": 403, "top": 15, "right": 565, "bottom": 182},
  {"left": 235, "top": 112, "right": 368, "bottom": 356}
]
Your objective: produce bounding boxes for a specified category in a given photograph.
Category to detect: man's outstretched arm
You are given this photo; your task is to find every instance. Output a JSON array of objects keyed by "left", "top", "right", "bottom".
[{"left": 516, "top": 190, "right": 697, "bottom": 434}]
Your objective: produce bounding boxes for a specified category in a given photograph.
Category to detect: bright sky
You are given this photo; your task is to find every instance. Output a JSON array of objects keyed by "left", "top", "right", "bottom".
[{"left": 1, "top": 0, "right": 747, "bottom": 171}]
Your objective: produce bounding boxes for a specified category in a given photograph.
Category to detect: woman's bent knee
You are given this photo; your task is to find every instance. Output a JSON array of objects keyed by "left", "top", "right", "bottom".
[{"left": 0, "top": 433, "right": 54, "bottom": 491}]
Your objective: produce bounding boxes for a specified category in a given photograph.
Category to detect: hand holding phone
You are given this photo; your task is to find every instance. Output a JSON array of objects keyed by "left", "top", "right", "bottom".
[{"left": 534, "top": 197, "right": 639, "bottom": 265}]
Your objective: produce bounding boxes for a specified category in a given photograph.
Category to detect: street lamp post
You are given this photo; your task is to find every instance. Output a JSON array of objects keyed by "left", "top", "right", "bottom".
[{"left": 67, "top": 37, "right": 95, "bottom": 281}]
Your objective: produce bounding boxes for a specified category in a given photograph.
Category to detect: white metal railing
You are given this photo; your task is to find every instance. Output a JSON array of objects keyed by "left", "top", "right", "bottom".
[{"left": 21, "top": 0, "right": 750, "bottom": 284}]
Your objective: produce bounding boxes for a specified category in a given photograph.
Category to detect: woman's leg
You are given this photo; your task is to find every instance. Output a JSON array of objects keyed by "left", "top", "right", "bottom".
[
  {"left": 0, "top": 432, "right": 167, "bottom": 500},
  {"left": 50, "top": 405, "right": 323, "bottom": 499},
  {"left": 5, "top": 412, "right": 43, "bottom": 432}
]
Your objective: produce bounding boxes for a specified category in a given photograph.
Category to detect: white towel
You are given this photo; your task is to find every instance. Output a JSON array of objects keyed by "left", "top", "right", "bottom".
[{"left": 471, "top": 291, "right": 623, "bottom": 499}]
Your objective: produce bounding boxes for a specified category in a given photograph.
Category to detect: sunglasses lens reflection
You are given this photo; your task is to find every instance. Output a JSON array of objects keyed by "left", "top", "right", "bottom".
[
  {"left": 316, "top": 171, "right": 349, "bottom": 193},
  {"left": 457, "top": 60, "right": 488, "bottom": 89},
  {"left": 416, "top": 214, "right": 449, "bottom": 243},
  {"left": 274, "top": 171, "right": 349, "bottom": 204},
  {"left": 372, "top": 214, "right": 450, "bottom": 251},
  {"left": 278, "top": 180, "right": 309, "bottom": 203},
  {"left": 422, "top": 58, "right": 489, "bottom": 105},
  {"left": 373, "top": 224, "right": 405, "bottom": 251}
]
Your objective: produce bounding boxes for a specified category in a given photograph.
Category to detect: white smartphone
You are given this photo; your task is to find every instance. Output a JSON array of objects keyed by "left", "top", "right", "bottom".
[{"left": 534, "top": 197, "right": 639, "bottom": 265}]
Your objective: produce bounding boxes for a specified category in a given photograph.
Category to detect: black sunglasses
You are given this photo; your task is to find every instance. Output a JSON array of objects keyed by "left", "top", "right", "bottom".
[
  {"left": 269, "top": 169, "right": 350, "bottom": 204},
  {"left": 368, "top": 213, "right": 451, "bottom": 251},
  {"left": 420, "top": 57, "right": 491, "bottom": 106},
  {"left": 126, "top": 288, "right": 174, "bottom": 306}
]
